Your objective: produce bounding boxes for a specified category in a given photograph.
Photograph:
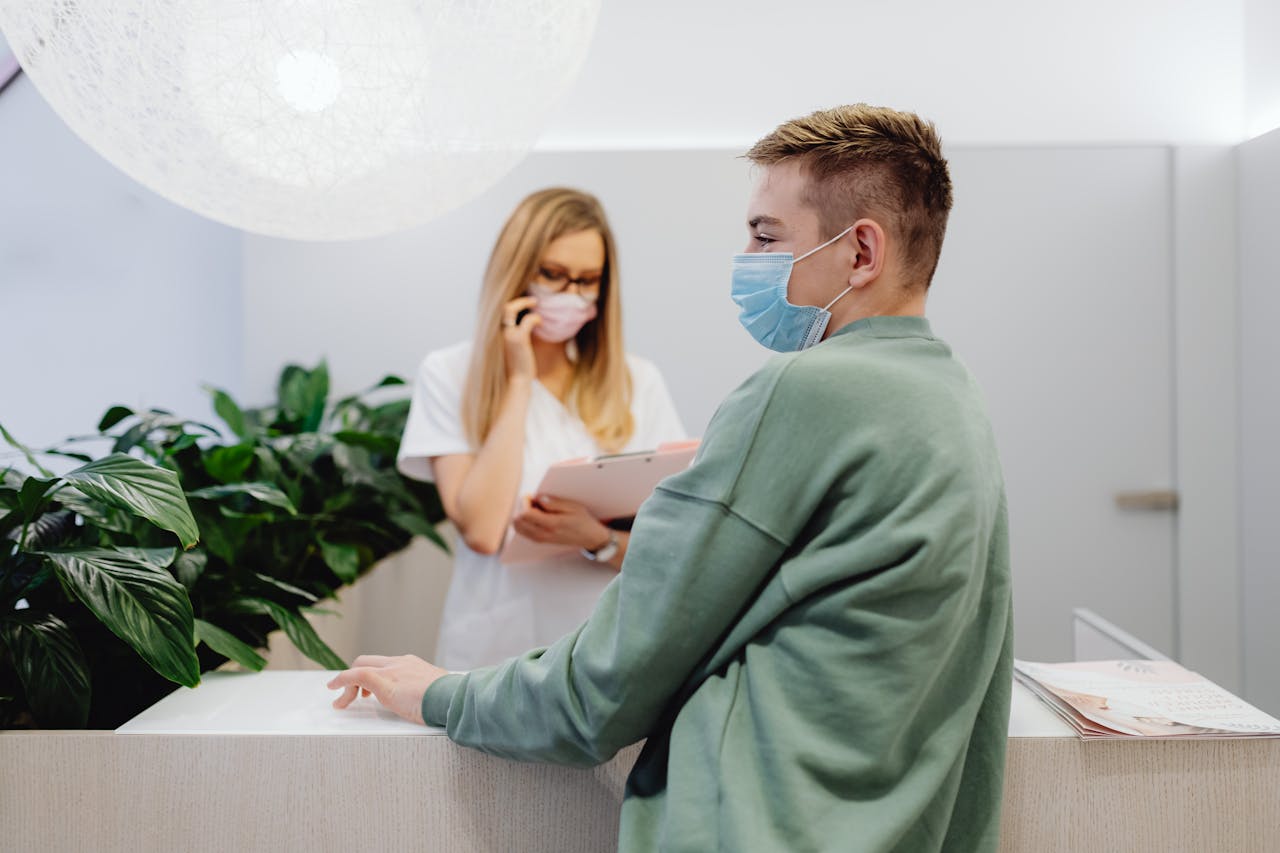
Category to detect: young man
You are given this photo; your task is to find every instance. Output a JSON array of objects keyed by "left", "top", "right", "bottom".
[{"left": 330, "top": 104, "right": 1013, "bottom": 853}]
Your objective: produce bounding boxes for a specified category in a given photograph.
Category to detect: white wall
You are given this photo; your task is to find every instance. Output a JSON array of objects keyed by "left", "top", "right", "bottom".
[
  {"left": 0, "top": 50, "right": 242, "bottom": 457},
  {"left": 537, "top": 0, "right": 1246, "bottom": 150},
  {"left": 1246, "top": 0, "right": 1280, "bottom": 138},
  {"left": 1238, "top": 126, "right": 1280, "bottom": 713}
]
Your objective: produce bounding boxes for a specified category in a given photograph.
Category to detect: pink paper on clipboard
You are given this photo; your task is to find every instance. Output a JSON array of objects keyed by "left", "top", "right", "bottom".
[{"left": 500, "top": 440, "right": 700, "bottom": 565}]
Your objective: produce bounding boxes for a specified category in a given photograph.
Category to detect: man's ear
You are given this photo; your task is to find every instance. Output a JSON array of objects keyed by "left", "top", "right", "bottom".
[{"left": 848, "top": 219, "right": 887, "bottom": 289}]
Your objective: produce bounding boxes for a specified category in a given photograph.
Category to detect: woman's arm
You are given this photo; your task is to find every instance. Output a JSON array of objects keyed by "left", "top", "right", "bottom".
[
  {"left": 433, "top": 297, "right": 542, "bottom": 555},
  {"left": 432, "top": 377, "right": 532, "bottom": 555}
]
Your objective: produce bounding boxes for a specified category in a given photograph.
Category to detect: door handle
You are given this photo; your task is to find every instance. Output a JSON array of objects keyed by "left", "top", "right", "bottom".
[{"left": 1113, "top": 490, "right": 1179, "bottom": 511}]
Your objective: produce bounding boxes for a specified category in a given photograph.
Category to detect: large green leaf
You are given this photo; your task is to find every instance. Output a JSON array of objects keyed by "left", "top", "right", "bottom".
[
  {"left": 252, "top": 448, "right": 301, "bottom": 509},
  {"left": 194, "top": 619, "right": 266, "bottom": 671},
  {"left": 192, "top": 507, "right": 263, "bottom": 565},
  {"left": 61, "top": 454, "right": 199, "bottom": 549},
  {"left": 237, "top": 597, "right": 345, "bottom": 670},
  {"left": 41, "top": 449, "right": 94, "bottom": 464},
  {"left": 1, "top": 477, "right": 56, "bottom": 544},
  {"left": 52, "top": 486, "right": 133, "bottom": 535},
  {"left": 41, "top": 548, "right": 200, "bottom": 687},
  {"left": 172, "top": 550, "right": 207, "bottom": 591},
  {"left": 97, "top": 405, "right": 136, "bottom": 432},
  {"left": 207, "top": 387, "right": 250, "bottom": 440},
  {"left": 202, "top": 443, "right": 256, "bottom": 484},
  {"left": 332, "top": 430, "right": 400, "bottom": 457},
  {"left": 162, "top": 434, "right": 201, "bottom": 458},
  {"left": 113, "top": 546, "right": 178, "bottom": 571},
  {"left": 13, "top": 476, "right": 57, "bottom": 525},
  {"left": 319, "top": 539, "right": 361, "bottom": 583},
  {"left": 188, "top": 482, "right": 297, "bottom": 515},
  {"left": 279, "top": 363, "right": 329, "bottom": 433},
  {"left": 0, "top": 611, "right": 91, "bottom": 728}
]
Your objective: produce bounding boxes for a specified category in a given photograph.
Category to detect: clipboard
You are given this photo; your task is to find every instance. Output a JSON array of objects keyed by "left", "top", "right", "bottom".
[{"left": 500, "top": 439, "right": 700, "bottom": 565}]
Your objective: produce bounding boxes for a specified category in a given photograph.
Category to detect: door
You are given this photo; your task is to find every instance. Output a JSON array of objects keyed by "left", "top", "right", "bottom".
[{"left": 929, "top": 147, "right": 1176, "bottom": 661}]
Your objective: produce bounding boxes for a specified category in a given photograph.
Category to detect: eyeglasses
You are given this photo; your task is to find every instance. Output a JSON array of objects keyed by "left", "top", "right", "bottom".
[{"left": 533, "top": 266, "right": 602, "bottom": 303}]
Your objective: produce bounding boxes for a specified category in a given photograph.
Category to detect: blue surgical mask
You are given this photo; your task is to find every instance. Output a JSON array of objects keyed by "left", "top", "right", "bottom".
[{"left": 731, "top": 225, "right": 855, "bottom": 352}]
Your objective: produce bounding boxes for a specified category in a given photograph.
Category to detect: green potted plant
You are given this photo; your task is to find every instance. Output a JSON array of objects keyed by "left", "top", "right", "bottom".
[
  {"left": 1, "top": 362, "right": 447, "bottom": 729},
  {"left": 0, "top": 433, "right": 201, "bottom": 729}
]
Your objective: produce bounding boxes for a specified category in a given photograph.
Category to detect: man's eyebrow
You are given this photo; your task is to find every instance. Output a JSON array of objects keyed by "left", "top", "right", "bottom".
[{"left": 748, "top": 215, "right": 784, "bottom": 229}]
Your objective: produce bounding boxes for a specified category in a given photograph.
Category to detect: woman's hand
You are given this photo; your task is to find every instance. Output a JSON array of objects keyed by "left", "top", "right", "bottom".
[
  {"left": 501, "top": 295, "right": 541, "bottom": 382},
  {"left": 512, "top": 494, "right": 611, "bottom": 551}
]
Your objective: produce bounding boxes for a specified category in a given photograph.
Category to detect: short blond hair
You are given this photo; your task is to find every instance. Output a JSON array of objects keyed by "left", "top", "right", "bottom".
[{"left": 746, "top": 104, "right": 953, "bottom": 288}]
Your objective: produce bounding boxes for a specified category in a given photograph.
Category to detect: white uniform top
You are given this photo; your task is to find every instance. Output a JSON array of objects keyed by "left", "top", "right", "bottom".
[{"left": 397, "top": 341, "right": 687, "bottom": 671}]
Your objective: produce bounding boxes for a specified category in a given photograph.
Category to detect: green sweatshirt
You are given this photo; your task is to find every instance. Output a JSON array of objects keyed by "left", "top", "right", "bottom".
[{"left": 423, "top": 315, "right": 1013, "bottom": 853}]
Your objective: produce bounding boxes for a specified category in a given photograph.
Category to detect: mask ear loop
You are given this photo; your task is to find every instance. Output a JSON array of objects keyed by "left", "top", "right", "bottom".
[
  {"left": 822, "top": 285, "right": 854, "bottom": 312},
  {"left": 793, "top": 224, "right": 855, "bottom": 263},
  {"left": 799, "top": 224, "right": 857, "bottom": 313}
]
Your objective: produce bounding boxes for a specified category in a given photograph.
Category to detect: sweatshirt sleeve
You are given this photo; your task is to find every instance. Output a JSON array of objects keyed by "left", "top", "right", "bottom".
[{"left": 420, "top": 360, "right": 796, "bottom": 765}]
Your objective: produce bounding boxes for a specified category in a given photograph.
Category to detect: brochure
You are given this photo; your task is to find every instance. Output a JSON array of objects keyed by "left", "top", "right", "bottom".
[{"left": 1013, "top": 659, "right": 1280, "bottom": 739}]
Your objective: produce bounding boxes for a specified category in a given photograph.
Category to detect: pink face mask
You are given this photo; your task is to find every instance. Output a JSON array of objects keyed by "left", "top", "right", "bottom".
[{"left": 530, "top": 287, "right": 598, "bottom": 343}]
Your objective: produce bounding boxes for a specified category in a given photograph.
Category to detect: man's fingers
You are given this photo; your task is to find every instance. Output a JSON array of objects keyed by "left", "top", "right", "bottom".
[
  {"left": 352, "top": 654, "right": 394, "bottom": 668},
  {"left": 333, "top": 685, "right": 359, "bottom": 709},
  {"left": 328, "top": 666, "right": 388, "bottom": 710}
]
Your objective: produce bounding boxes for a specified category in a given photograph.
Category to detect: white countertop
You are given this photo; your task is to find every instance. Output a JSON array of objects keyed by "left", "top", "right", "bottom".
[
  {"left": 117, "top": 670, "right": 446, "bottom": 735},
  {"left": 117, "top": 670, "right": 1075, "bottom": 738}
]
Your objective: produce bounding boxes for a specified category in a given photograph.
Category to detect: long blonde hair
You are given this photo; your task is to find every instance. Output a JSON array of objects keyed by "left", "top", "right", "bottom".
[{"left": 461, "top": 187, "right": 634, "bottom": 452}]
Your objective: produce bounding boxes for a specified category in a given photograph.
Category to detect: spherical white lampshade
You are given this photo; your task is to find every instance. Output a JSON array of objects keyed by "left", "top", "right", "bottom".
[{"left": 0, "top": 1, "right": 600, "bottom": 240}]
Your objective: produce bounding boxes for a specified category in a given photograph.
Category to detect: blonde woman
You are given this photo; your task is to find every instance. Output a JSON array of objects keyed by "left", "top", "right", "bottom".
[{"left": 398, "top": 188, "right": 686, "bottom": 671}]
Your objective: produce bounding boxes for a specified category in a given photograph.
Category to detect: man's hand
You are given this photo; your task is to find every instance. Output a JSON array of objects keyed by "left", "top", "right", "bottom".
[
  {"left": 327, "top": 654, "right": 449, "bottom": 725},
  {"left": 512, "top": 494, "right": 611, "bottom": 550}
]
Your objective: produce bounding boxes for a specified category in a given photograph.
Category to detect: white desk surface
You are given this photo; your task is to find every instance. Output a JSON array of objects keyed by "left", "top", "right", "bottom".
[
  {"left": 117, "top": 670, "right": 1074, "bottom": 738},
  {"left": 116, "top": 670, "right": 446, "bottom": 735}
]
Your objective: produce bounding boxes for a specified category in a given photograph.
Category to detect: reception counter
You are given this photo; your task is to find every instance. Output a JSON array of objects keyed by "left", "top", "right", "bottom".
[{"left": 2, "top": 671, "right": 1278, "bottom": 852}]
